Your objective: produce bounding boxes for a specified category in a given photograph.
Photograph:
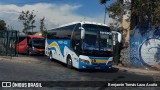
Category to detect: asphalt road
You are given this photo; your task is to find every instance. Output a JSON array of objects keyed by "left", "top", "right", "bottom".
[{"left": 0, "top": 54, "right": 159, "bottom": 90}]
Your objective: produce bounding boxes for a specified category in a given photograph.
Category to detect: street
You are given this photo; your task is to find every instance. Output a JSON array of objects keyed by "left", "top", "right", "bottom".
[
  {"left": 0, "top": 55, "right": 154, "bottom": 81},
  {"left": 0, "top": 55, "right": 159, "bottom": 90}
]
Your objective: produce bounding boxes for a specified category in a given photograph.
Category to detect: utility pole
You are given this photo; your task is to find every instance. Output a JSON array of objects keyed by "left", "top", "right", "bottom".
[
  {"left": 104, "top": 4, "right": 107, "bottom": 24},
  {"left": 100, "top": 0, "right": 108, "bottom": 24}
]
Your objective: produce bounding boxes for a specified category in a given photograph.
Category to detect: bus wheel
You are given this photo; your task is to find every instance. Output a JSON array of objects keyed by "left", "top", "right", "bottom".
[
  {"left": 49, "top": 52, "right": 53, "bottom": 61},
  {"left": 28, "top": 49, "right": 32, "bottom": 56},
  {"left": 67, "top": 56, "right": 72, "bottom": 69}
]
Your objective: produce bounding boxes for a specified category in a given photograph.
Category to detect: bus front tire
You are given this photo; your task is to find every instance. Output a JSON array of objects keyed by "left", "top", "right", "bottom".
[
  {"left": 49, "top": 52, "right": 53, "bottom": 61},
  {"left": 28, "top": 49, "right": 32, "bottom": 56},
  {"left": 67, "top": 56, "right": 72, "bottom": 69}
]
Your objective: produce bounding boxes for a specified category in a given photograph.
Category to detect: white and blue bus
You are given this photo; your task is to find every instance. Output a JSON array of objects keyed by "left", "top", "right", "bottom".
[{"left": 45, "top": 21, "right": 113, "bottom": 70}]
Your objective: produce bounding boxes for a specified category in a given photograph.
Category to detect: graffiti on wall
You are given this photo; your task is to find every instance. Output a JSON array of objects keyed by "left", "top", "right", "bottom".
[{"left": 130, "top": 25, "right": 160, "bottom": 67}]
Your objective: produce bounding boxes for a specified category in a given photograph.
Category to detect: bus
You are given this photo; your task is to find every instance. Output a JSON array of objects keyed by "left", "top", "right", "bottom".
[
  {"left": 45, "top": 21, "right": 113, "bottom": 70},
  {"left": 16, "top": 35, "right": 45, "bottom": 55}
]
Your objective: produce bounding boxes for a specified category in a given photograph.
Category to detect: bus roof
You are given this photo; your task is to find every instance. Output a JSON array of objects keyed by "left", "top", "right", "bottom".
[
  {"left": 19, "top": 35, "right": 44, "bottom": 39},
  {"left": 28, "top": 35, "right": 44, "bottom": 39},
  {"left": 50, "top": 21, "right": 108, "bottom": 30}
]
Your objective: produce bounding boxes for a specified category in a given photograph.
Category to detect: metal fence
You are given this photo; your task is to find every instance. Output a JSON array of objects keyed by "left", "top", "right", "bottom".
[{"left": 0, "top": 30, "right": 19, "bottom": 56}]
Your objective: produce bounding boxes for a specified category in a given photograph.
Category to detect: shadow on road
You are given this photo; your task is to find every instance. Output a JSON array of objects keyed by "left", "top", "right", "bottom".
[
  {"left": 77, "top": 67, "right": 119, "bottom": 73},
  {"left": 49, "top": 57, "right": 119, "bottom": 73},
  {"left": 18, "top": 54, "right": 120, "bottom": 73},
  {"left": 18, "top": 53, "right": 45, "bottom": 56}
]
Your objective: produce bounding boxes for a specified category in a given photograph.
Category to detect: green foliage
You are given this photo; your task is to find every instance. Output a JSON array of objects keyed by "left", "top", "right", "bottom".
[
  {"left": 105, "top": 0, "right": 124, "bottom": 30},
  {"left": 0, "top": 19, "right": 7, "bottom": 30},
  {"left": 154, "top": 5, "right": 160, "bottom": 26},
  {"left": 107, "top": 0, "right": 123, "bottom": 21},
  {"left": 132, "top": 0, "right": 160, "bottom": 26},
  {"left": 100, "top": 0, "right": 107, "bottom": 4},
  {"left": 101, "top": 0, "right": 160, "bottom": 27},
  {"left": 18, "top": 10, "right": 36, "bottom": 34}
]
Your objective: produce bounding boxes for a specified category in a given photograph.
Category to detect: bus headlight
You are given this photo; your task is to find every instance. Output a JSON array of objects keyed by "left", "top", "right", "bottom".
[
  {"left": 32, "top": 47, "right": 35, "bottom": 50},
  {"left": 80, "top": 59, "right": 90, "bottom": 64},
  {"left": 107, "top": 61, "right": 112, "bottom": 65}
]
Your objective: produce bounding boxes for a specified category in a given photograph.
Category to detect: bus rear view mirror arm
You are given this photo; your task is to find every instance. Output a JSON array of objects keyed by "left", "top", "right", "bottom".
[{"left": 81, "top": 27, "right": 85, "bottom": 39}]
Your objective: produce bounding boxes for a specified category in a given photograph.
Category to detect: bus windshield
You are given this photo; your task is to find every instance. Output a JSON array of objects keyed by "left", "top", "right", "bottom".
[
  {"left": 32, "top": 38, "right": 45, "bottom": 48},
  {"left": 99, "top": 26, "right": 112, "bottom": 51},
  {"left": 82, "top": 24, "right": 112, "bottom": 53}
]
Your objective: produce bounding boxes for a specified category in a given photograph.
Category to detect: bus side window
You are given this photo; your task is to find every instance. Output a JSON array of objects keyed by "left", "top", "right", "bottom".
[
  {"left": 72, "top": 24, "right": 81, "bottom": 40},
  {"left": 28, "top": 37, "right": 32, "bottom": 47},
  {"left": 71, "top": 23, "right": 81, "bottom": 54},
  {"left": 18, "top": 37, "right": 26, "bottom": 43},
  {"left": 47, "top": 32, "right": 57, "bottom": 39}
]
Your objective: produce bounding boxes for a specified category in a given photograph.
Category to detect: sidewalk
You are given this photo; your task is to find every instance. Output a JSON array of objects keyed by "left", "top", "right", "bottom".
[
  {"left": 113, "top": 64, "right": 160, "bottom": 76},
  {"left": 0, "top": 56, "right": 160, "bottom": 76},
  {"left": 0, "top": 56, "right": 42, "bottom": 64}
]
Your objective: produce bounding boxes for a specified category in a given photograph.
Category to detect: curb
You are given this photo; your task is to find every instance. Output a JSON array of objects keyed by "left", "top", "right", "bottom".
[
  {"left": 113, "top": 65, "right": 160, "bottom": 76},
  {"left": 0, "top": 56, "right": 42, "bottom": 64}
]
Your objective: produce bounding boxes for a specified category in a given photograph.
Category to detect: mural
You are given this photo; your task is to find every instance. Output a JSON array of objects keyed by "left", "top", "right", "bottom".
[{"left": 130, "top": 25, "right": 160, "bottom": 67}]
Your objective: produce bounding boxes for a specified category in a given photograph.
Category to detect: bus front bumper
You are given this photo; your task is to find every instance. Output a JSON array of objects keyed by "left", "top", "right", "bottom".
[
  {"left": 79, "top": 62, "right": 112, "bottom": 70},
  {"left": 31, "top": 50, "right": 45, "bottom": 55}
]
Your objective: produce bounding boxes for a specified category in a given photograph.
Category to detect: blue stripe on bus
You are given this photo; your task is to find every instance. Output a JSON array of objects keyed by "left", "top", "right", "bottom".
[{"left": 47, "top": 39, "right": 71, "bottom": 56}]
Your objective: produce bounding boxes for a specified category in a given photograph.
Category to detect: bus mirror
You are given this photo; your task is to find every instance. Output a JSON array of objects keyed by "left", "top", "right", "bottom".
[{"left": 81, "top": 28, "right": 85, "bottom": 39}]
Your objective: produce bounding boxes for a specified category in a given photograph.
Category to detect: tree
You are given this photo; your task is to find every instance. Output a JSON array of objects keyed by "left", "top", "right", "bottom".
[
  {"left": 107, "top": 0, "right": 124, "bottom": 30},
  {"left": 99, "top": 0, "right": 110, "bottom": 24},
  {"left": 101, "top": 0, "right": 160, "bottom": 29},
  {"left": 107, "top": 0, "right": 123, "bottom": 21},
  {"left": 40, "top": 17, "right": 47, "bottom": 37},
  {"left": 100, "top": 0, "right": 124, "bottom": 29},
  {"left": 100, "top": 0, "right": 107, "bottom": 4},
  {"left": 0, "top": 19, "right": 7, "bottom": 30},
  {"left": 131, "top": 0, "right": 160, "bottom": 28},
  {"left": 18, "top": 10, "right": 36, "bottom": 34}
]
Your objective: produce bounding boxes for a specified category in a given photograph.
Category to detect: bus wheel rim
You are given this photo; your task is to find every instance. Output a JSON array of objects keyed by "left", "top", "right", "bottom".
[
  {"left": 68, "top": 59, "right": 72, "bottom": 66},
  {"left": 29, "top": 51, "right": 32, "bottom": 55},
  {"left": 49, "top": 54, "right": 52, "bottom": 59}
]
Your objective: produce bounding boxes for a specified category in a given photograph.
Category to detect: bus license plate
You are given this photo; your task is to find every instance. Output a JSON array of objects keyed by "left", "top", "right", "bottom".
[{"left": 95, "top": 67, "right": 100, "bottom": 69}]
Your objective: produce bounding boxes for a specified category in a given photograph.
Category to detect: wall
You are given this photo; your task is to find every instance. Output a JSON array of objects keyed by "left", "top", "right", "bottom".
[{"left": 130, "top": 25, "right": 160, "bottom": 67}]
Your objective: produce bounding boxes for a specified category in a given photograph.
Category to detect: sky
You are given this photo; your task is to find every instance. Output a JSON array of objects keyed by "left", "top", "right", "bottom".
[{"left": 0, "top": 0, "right": 116, "bottom": 32}]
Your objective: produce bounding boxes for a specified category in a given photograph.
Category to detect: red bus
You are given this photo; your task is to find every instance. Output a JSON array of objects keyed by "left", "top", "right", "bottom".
[{"left": 16, "top": 35, "right": 45, "bottom": 55}]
